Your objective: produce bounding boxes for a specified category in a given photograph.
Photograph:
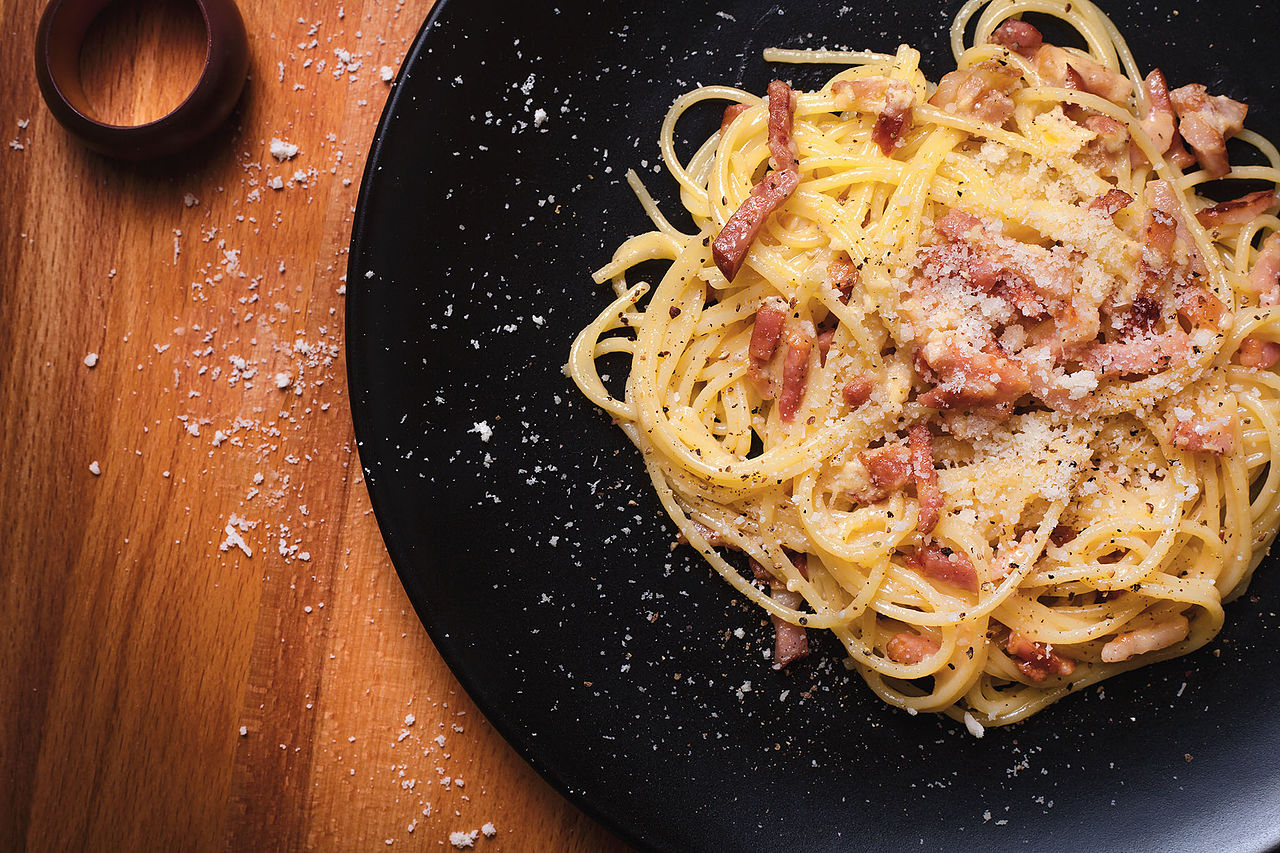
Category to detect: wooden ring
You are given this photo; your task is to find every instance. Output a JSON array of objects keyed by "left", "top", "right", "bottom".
[{"left": 34, "top": 0, "right": 250, "bottom": 160}]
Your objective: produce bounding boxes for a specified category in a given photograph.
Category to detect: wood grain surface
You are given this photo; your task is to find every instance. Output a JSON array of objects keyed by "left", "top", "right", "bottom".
[{"left": 0, "top": 0, "right": 632, "bottom": 849}]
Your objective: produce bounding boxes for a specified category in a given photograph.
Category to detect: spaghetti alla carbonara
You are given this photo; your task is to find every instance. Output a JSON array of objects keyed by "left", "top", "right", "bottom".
[{"left": 568, "top": 0, "right": 1280, "bottom": 727}]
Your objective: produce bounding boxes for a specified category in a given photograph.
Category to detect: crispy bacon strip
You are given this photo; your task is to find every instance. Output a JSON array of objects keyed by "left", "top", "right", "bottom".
[
  {"left": 1172, "top": 415, "right": 1235, "bottom": 455},
  {"left": 988, "top": 19, "right": 1042, "bottom": 56},
  {"left": 1195, "top": 190, "right": 1276, "bottom": 229},
  {"left": 908, "top": 424, "right": 941, "bottom": 534},
  {"left": 1170, "top": 83, "right": 1248, "bottom": 178},
  {"left": 928, "top": 61, "right": 1021, "bottom": 125},
  {"left": 833, "top": 77, "right": 916, "bottom": 155},
  {"left": 712, "top": 81, "right": 800, "bottom": 281},
  {"left": 1100, "top": 614, "right": 1189, "bottom": 663},
  {"left": 766, "top": 79, "right": 799, "bottom": 172},
  {"left": 842, "top": 373, "right": 876, "bottom": 409},
  {"left": 906, "top": 542, "right": 979, "bottom": 592},
  {"left": 1238, "top": 337, "right": 1280, "bottom": 369},
  {"left": 1006, "top": 632, "right": 1075, "bottom": 682},
  {"left": 721, "top": 103, "right": 750, "bottom": 134},
  {"left": 712, "top": 169, "right": 800, "bottom": 282},
  {"left": 777, "top": 321, "right": 814, "bottom": 421},
  {"left": 1089, "top": 188, "right": 1134, "bottom": 218},
  {"left": 886, "top": 631, "right": 941, "bottom": 665}
]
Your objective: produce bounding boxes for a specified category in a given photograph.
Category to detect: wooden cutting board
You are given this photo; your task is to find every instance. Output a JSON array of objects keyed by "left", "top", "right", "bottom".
[{"left": 0, "top": 0, "right": 631, "bottom": 849}]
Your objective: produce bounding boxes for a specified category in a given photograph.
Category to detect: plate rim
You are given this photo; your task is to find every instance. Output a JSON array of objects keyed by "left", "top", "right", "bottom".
[
  {"left": 344, "top": 1, "right": 650, "bottom": 849},
  {"left": 342, "top": 3, "right": 1280, "bottom": 852}
]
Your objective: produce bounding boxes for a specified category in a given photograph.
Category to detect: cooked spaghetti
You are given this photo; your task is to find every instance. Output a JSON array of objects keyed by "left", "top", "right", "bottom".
[{"left": 568, "top": 0, "right": 1280, "bottom": 728}]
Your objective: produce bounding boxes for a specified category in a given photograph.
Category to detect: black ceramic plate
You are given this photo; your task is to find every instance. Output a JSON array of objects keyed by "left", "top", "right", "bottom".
[{"left": 347, "top": 2, "right": 1280, "bottom": 850}]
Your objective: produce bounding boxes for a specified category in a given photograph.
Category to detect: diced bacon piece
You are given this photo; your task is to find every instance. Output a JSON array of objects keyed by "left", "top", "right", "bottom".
[
  {"left": 712, "top": 165, "right": 801, "bottom": 282},
  {"left": 1250, "top": 232, "right": 1280, "bottom": 306},
  {"left": 1006, "top": 632, "right": 1075, "bottom": 682},
  {"left": 1084, "top": 329, "right": 1189, "bottom": 376},
  {"left": 1100, "top": 614, "right": 1190, "bottom": 663},
  {"left": 1143, "top": 203, "right": 1178, "bottom": 271},
  {"left": 1195, "top": 190, "right": 1276, "bottom": 229},
  {"left": 815, "top": 326, "right": 836, "bottom": 366},
  {"left": 828, "top": 252, "right": 859, "bottom": 304},
  {"left": 747, "top": 299, "right": 786, "bottom": 396},
  {"left": 1127, "top": 179, "right": 1183, "bottom": 323},
  {"left": 993, "top": 277, "right": 1047, "bottom": 318},
  {"left": 1118, "top": 295, "right": 1162, "bottom": 338},
  {"left": 749, "top": 301, "right": 787, "bottom": 369},
  {"left": 928, "top": 61, "right": 1021, "bottom": 125},
  {"left": 1034, "top": 45, "right": 1131, "bottom": 104},
  {"left": 1164, "top": 130, "right": 1198, "bottom": 170},
  {"left": 842, "top": 373, "right": 876, "bottom": 408},
  {"left": 916, "top": 340, "right": 1032, "bottom": 413},
  {"left": 833, "top": 77, "right": 916, "bottom": 155},
  {"left": 1139, "top": 69, "right": 1180, "bottom": 156},
  {"left": 988, "top": 19, "right": 1042, "bottom": 56},
  {"left": 769, "top": 589, "right": 809, "bottom": 668},
  {"left": 1061, "top": 64, "right": 1086, "bottom": 92},
  {"left": 1049, "top": 525, "right": 1077, "bottom": 546},
  {"left": 1138, "top": 73, "right": 1197, "bottom": 168},
  {"left": 1172, "top": 414, "right": 1234, "bottom": 455},
  {"left": 1170, "top": 83, "right": 1248, "bottom": 178},
  {"left": 713, "top": 84, "right": 801, "bottom": 281},
  {"left": 886, "top": 631, "right": 941, "bottom": 664},
  {"left": 906, "top": 542, "right": 979, "bottom": 592},
  {"left": 908, "top": 424, "right": 941, "bottom": 535},
  {"left": 933, "top": 208, "right": 983, "bottom": 241},
  {"left": 750, "top": 552, "right": 809, "bottom": 584},
  {"left": 721, "top": 103, "right": 750, "bottom": 134},
  {"left": 766, "top": 80, "right": 799, "bottom": 173},
  {"left": 1174, "top": 283, "right": 1227, "bottom": 329},
  {"left": 682, "top": 520, "right": 726, "bottom": 548},
  {"left": 1134, "top": 71, "right": 1195, "bottom": 167},
  {"left": 1089, "top": 188, "right": 1134, "bottom": 218},
  {"left": 750, "top": 553, "right": 811, "bottom": 668},
  {"left": 1237, "top": 337, "right": 1280, "bottom": 369},
  {"left": 788, "top": 549, "right": 810, "bottom": 581},
  {"left": 1083, "top": 115, "right": 1130, "bottom": 171},
  {"left": 860, "top": 443, "right": 912, "bottom": 494},
  {"left": 871, "top": 87, "right": 915, "bottom": 155},
  {"left": 777, "top": 321, "right": 814, "bottom": 421}
]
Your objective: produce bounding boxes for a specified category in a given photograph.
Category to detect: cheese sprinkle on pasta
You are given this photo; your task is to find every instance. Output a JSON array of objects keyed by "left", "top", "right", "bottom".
[{"left": 568, "top": 0, "right": 1280, "bottom": 726}]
